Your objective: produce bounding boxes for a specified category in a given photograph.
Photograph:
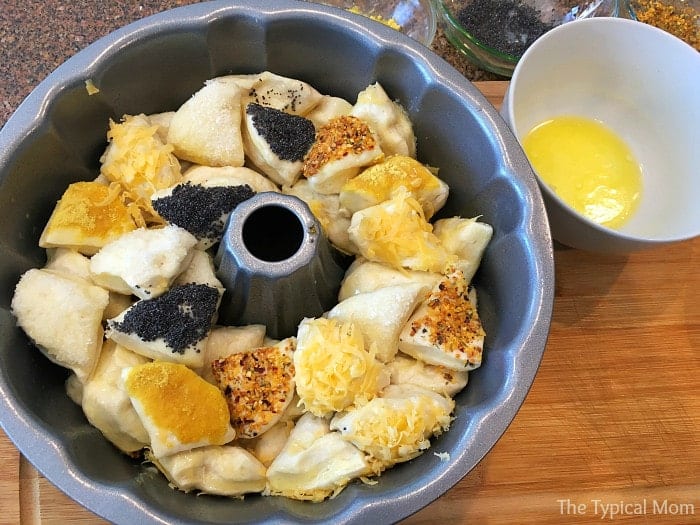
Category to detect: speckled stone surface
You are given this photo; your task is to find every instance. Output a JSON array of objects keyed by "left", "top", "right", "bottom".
[{"left": 0, "top": 0, "right": 503, "bottom": 129}]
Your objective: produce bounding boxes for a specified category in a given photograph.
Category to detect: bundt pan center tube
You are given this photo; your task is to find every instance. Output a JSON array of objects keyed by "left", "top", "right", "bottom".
[{"left": 216, "top": 191, "right": 347, "bottom": 339}]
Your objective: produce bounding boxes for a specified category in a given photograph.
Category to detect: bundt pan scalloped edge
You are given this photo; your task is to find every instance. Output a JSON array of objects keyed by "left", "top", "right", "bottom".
[{"left": 0, "top": 1, "right": 554, "bottom": 523}]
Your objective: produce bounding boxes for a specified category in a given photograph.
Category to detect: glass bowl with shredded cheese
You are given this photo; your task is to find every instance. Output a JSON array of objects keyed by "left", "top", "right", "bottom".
[{"left": 314, "top": 0, "right": 437, "bottom": 46}]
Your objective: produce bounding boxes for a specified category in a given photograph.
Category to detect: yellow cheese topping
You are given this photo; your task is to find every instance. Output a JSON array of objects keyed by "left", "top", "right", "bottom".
[
  {"left": 340, "top": 155, "right": 441, "bottom": 215},
  {"left": 41, "top": 181, "right": 137, "bottom": 251},
  {"left": 349, "top": 189, "right": 455, "bottom": 273},
  {"left": 100, "top": 114, "right": 182, "bottom": 226},
  {"left": 302, "top": 115, "right": 378, "bottom": 177},
  {"left": 294, "top": 318, "right": 388, "bottom": 417},
  {"left": 123, "top": 361, "right": 233, "bottom": 446},
  {"left": 338, "top": 394, "right": 454, "bottom": 468}
]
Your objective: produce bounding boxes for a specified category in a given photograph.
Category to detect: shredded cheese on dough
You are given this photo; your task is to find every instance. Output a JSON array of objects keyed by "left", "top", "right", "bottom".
[
  {"left": 100, "top": 114, "right": 182, "bottom": 225},
  {"left": 294, "top": 318, "right": 388, "bottom": 417},
  {"left": 349, "top": 189, "right": 455, "bottom": 273},
  {"left": 335, "top": 394, "right": 454, "bottom": 468}
]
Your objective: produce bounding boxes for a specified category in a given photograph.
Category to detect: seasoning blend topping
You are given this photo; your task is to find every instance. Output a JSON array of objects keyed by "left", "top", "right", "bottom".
[
  {"left": 211, "top": 338, "right": 296, "bottom": 438},
  {"left": 632, "top": 0, "right": 699, "bottom": 51},
  {"left": 398, "top": 269, "right": 485, "bottom": 371},
  {"left": 302, "top": 115, "right": 384, "bottom": 194}
]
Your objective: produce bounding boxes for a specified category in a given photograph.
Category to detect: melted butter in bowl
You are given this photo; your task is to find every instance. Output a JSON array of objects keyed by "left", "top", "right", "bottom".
[{"left": 522, "top": 115, "right": 643, "bottom": 229}]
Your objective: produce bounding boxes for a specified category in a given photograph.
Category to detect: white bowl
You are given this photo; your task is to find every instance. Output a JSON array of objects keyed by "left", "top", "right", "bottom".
[
  {"left": 501, "top": 17, "right": 700, "bottom": 252},
  {"left": 0, "top": 1, "right": 553, "bottom": 523}
]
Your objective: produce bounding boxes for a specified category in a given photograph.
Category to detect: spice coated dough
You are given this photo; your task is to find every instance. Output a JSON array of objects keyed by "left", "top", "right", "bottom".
[{"left": 11, "top": 71, "right": 494, "bottom": 502}]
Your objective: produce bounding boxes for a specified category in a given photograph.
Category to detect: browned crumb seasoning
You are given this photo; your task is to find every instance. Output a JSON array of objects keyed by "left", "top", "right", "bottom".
[
  {"left": 302, "top": 115, "right": 377, "bottom": 177},
  {"left": 634, "top": 0, "right": 699, "bottom": 51},
  {"left": 211, "top": 344, "right": 295, "bottom": 438},
  {"left": 409, "top": 275, "right": 485, "bottom": 364}
]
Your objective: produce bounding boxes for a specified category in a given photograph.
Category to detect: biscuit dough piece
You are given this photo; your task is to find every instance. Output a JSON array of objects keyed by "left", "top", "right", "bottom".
[
  {"left": 81, "top": 340, "right": 150, "bottom": 453},
  {"left": 122, "top": 361, "right": 236, "bottom": 458},
  {"left": 244, "top": 419, "right": 294, "bottom": 467},
  {"left": 44, "top": 247, "right": 93, "bottom": 281},
  {"left": 183, "top": 165, "right": 279, "bottom": 193},
  {"left": 39, "top": 181, "right": 137, "bottom": 255},
  {"left": 152, "top": 445, "right": 267, "bottom": 497},
  {"left": 327, "top": 283, "right": 428, "bottom": 363},
  {"left": 330, "top": 384, "right": 454, "bottom": 470},
  {"left": 348, "top": 189, "right": 455, "bottom": 273},
  {"left": 242, "top": 103, "right": 316, "bottom": 186},
  {"left": 283, "top": 179, "right": 355, "bottom": 254},
  {"left": 350, "top": 82, "right": 416, "bottom": 158},
  {"left": 387, "top": 353, "right": 468, "bottom": 398},
  {"left": 265, "top": 413, "right": 371, "bottom": 501},
  {"left": 339, "top": 155, "right": 449, "bottom": 219},
  {"left": 213, "top": 71, "right": 323, "bottom": 116},
  {"left": 338, "top": 258, "right": 441, "bottom": 301},
  {"left": 199, "top": 324, "right": 266, "bottom": 384},
  {"left": 398, "top": 270, "right": 485, "bottom": 371},
  {"left": 294, "top": 318, "right": 389, "bottom": 417},
  {"left": 146, "top": 111, "right": 175, "bottom": 142},
  {"left": 11, "top": 268, "right": 109, "bottom": 381},
  {"left": 305, "top": 95, "right": 353, "bottom": 128},
  {"left": 106, "top": 283, "right": 219, "bottom": 368},
  {"left": 433, "top": 217, "right": 493, "bottom": 284},
  {"left": 302, "top": 115, "right": 383, "bottom": 194},
  {"left": 44, "top": 248, "right": 133, "bottom": 320},
  {"left": 173, "top": 249, "right": 224, "bottom": 293},
  {"left": 151, "top": 182, "right": 255, "bottom": 249},
  {"left": 167, "top": 81, "right": 245, "bottom": 167},
  {"left": 212, "top": 338, "right": 296, "bottom": 439},
  {"left": 89, "top": 224, "right": 197, "bottom": 299}
]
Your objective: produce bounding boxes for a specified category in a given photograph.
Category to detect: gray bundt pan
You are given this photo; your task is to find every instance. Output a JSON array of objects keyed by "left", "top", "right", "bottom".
[{"left": 0, "top": 1, "right": 554, "bottom": 523}]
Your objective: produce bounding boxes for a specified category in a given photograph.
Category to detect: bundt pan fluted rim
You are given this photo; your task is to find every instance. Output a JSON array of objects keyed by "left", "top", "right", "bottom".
[{"left": 0, "top": 1, "right": 554, "bottom": 524}]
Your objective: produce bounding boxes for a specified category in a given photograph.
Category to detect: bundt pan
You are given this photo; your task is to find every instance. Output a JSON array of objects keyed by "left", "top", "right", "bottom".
[{"left": 0, "top": 1, "right": 554, "bottom": 523}]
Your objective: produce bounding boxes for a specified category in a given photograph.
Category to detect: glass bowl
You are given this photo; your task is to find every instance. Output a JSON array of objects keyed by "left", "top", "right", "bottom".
[
  {"left": 626, "top": 0, "right": 699, "bottom": 51},
  {"left": 314, "top": 0, "right": 437, "bottom": 46},
  {"left": 433, "top": 0, "right": 619, "bottom": 76}
]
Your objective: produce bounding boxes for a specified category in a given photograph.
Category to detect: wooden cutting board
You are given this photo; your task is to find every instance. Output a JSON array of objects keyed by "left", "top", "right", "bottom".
[{"left": 3, "top": 81, "right": 699, "bottom": 524}]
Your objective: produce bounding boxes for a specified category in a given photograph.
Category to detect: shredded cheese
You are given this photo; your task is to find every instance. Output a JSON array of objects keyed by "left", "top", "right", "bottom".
[
  {"left": 331, "top": 390, "right": 454, "bottom": 468},
  {"left": 294, "top": 318, "right": 389, "bottom": 417},
  {"left": 100, "top": 114, "right": 182, "bottom": 225},
  {"left": 348, "top": 189, "right": 456, "bottom": 273}
]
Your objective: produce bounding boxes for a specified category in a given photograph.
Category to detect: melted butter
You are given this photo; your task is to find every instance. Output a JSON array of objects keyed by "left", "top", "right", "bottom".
[{"left": 522, "top": 115, "right": 643, "bottom": 229}]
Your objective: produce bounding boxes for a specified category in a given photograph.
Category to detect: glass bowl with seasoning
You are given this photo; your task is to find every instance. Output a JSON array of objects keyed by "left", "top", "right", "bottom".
[
  {"left": 433, "top": 0, "right": 619, "bottom": 76},
  {"left": 626, "top": 0, "right": 699, "bottom": 51},
  {"left": 314, "top": 0, "right": 438, "bottom": 46}
]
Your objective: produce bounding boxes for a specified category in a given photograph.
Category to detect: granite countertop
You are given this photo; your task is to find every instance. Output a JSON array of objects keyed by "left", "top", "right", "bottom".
[{"left": 0, "top": 0, "right": 503, "bottom": 129}]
